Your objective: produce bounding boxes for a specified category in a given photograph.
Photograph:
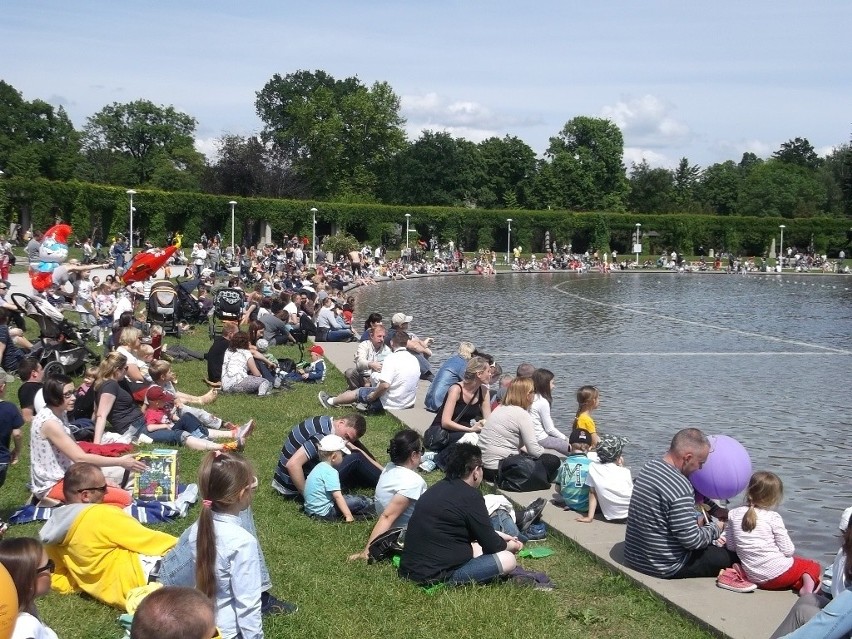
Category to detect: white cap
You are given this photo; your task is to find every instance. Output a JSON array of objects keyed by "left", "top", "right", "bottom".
[
  {"left": 840, "top": 506, "right": 852, "bottom": 532},
  {"left": 318, "top": 434, "right": 350, "bottom": 455}
]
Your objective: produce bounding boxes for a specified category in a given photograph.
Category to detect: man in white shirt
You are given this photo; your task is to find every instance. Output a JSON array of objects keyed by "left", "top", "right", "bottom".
[
  {"left": 319, "top": 331, "right": 419, "bottom": 412},
  {"left": 344, "top": 324, "right": 391, "bottom": 389}
]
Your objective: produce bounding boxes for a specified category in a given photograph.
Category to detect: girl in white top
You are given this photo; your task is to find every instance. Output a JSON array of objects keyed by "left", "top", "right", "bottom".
[
  {"left": 0, "top": 537, "right": 59, "bottom": 639},
  {"left": 724, "top": 471, "right": 822, "bottom": 593},
  {"left": 221, "top": 332, "right": 271, "bottom": 396},
  {"left": 528, "top": 369, "right": 570, "bottom": 455},
  {"left": 350, "top": 429, "right": 427, "bottom": 561}
]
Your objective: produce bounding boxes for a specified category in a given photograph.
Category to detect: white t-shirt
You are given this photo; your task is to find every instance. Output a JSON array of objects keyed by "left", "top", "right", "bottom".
[
  {"left": 374, "top": 463, "right": 427, "bottom": 529},
  {"left": 113, "top": 294, "right": 133, "bottom": 321},
  {"left": 12, "top": 612, "right": 60, "bottom": 639},
  {"left": 377, "top": 348, "right": 420, "bottom": 409},
  {"left": 585, "top": 461, "right": 633, "bottom": 520},
  {"left": 74, "top": 278, "right": 94, "bottom": 312},
  {"left": 221, "top": 349, "right": 252, "bottom": 390}
]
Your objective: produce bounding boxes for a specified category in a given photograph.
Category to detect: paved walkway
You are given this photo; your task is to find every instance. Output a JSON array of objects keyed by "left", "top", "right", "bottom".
[{"left": 319, "top": 340, "right": 797, "bottom": 639}]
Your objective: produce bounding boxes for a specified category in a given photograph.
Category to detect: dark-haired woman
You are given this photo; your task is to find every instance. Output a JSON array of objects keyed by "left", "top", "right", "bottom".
[
  {"left": 31, "top": 374, "right": 145, "bottom": 505},
  {"left": 348, "top": 429, "right": 427, "bottom": 561},
  {"left": 529, "top": 368, "right": 570, "bottom": 455},
  {"left": 0, "top": 537, "right": 59, "bottom": 639}
]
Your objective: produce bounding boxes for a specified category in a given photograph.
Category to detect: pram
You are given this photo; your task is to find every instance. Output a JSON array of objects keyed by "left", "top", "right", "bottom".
[
  {"left": 147, "top": 280, "right": 206, "bottom": 336},
  {"left": 209, "top": 287, "right": 245, "bottom": 338},
  {"left": 11, "top": 293, "right": 101, "bottom": 378}
]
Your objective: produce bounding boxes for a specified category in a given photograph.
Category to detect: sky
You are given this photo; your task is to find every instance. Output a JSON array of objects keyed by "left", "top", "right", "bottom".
[{"left": 2, "top": 1, "right": 851, "bottom": 170}]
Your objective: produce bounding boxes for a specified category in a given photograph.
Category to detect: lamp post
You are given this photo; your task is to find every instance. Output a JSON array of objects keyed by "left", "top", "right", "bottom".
[
  {"left": 310, "top": 207, "right": 317, "bottom": 265},
  {"left": 228, "top": 200, "right": 237, "bottom": 255},
  {"left": 634, "top": 223, "right": 642, "bottom": 265},
  {"left": 405, "top": 213, "right": 411, "bottom": 251},
  {"left": 126, "top": 190, "right": 136, "bottom": 256},
  {"left": 506, "top": 218, "right": 513, "bottom": 265},
  {"left": 778, "top": 224, "right": 786, "bottom": 273}
]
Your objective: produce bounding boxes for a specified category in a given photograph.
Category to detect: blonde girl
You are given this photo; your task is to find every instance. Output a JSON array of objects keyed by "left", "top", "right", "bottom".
[
  {"left": 724, "top": 471, "right": 821, "bottom": 594},
  {"left": 572, "top": 385, "right": 600, "bottom": 447}
]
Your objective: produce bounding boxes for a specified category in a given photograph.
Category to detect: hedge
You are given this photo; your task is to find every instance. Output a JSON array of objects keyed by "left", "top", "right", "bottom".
[{"left": 1, "top": 177, "right": 849, "bottom": 256}]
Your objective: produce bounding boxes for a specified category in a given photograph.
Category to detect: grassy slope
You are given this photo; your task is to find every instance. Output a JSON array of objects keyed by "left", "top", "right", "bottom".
[{"left": 0, "top": 328, "right": 713, "bottom": 639}]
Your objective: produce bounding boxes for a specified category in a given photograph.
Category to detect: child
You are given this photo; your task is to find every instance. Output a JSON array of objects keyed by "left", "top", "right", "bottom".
[
  {"left": 136, "top": 343, "right": 155, "bottom": 381},
  {"left": 191, "top": 452, "right": 264, "bottom": 639},
  {"left": 555, "top": 429, "right": 593, "bottom": 513},
  {"left": 576, "top": 434, "right": 633, "bottom": 522},
  {"left": 141, "top": 385, "right": 254, "bottom": 452},
  {"left": 723, "top": 471, "right": 822, "bottom": 594},
  {"left": 285, "top": 344, "right": 326, "bottom": 384},
  {"left": 303, "top": 435, "right": 374, "bottom": 521},
  {"left": 92, "top": 282, "right": 116, "bottom": 346},
  {"left": 572, "top": 385, "right": 600, "bottom": 447}
]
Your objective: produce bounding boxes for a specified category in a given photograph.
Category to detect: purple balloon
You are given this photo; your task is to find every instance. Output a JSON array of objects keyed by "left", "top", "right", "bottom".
[{"left": 689, "top": 435, "right": 752, "bottom": 500}]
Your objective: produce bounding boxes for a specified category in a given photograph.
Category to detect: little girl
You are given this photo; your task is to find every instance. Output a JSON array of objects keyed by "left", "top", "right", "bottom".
[
  {"left": 724, "top": 471, "right": 821, "bottom": 595},
  {"left": 529, "top": 369, "right": 570, "bottom": 455},
  {"left": 572, "top": 385, "right": 600, "bottom": 447}
]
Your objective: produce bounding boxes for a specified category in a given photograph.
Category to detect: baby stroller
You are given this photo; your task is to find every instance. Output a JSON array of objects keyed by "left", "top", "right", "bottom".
[
  {"left": 209, "top": 287, "right": 245, "bottom": 338},
  {"left": 148, "top": 280, "right": 206, "bottom": 336},
  {"left": 11, "top": 293, "right": 101, "bottom": 378}
]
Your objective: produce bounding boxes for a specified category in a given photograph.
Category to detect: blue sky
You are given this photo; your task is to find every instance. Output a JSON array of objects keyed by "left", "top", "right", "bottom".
[{"left": 3, "top": 1, "right": 850, "bottom": 170}]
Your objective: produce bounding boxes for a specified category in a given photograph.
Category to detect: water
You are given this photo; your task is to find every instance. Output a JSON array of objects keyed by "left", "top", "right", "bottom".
[{"left": 352, "top": 271, "right": 852, "bottom": 561}]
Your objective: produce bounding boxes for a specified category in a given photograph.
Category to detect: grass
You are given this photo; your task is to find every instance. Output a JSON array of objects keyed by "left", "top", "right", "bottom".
[{"left": 0, "top": 326, "right": 714, "bottom": 639}]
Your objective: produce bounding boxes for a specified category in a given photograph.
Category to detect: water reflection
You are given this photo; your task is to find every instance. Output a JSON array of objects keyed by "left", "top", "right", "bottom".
[{"left": 352, "top": 272, "right": 852, "bottom": 560}]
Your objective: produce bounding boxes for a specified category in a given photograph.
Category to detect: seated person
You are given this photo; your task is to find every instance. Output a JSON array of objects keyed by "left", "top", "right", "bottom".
[
  {"left": 345, "top": 323, "right": 390, "bottom": 390},
  {"left": 114, "top": 326, "right": 151, "bottom": 400},
  {"left": 314, "top": 296, "right": 356, "bottom": 342},
  {"left": 624, "top": 427, "right": 735, "bottom": 579},
  {"left": 0, "top": 537, "right": 59, "bottom": 639},
  {"left": 576, "top": 434, "right": 633, "bottom": 522},
  {"left": 32, "top": 375, "right": 146, "bottom": 505},
  {"left": 204, "top": 321, "right": 237, "bottom": 386},
  {"left": 272, "top": 414, "right": 381, "bottom": 499},
  {"left": 284, "top": 345, "right": 326, "bottom": 384},
  {"left": 130, "top": 586, "right": 217, "bottom": 639},
  {"left": 386, "top": 313, "right": 433, "bottom": 380},
  {"left": 423, "top": 341, "right": 476, "bottom": 412},
  {"left": 398, "top": 443, "right": 523, "bottom": 586},
  {"left": 221, "top": 331, "right": 271, "bottom": 396},
  {"left": 350, "top": 429, "right": 427, "bottom": 561},
  {"left": 555, "top": 429, "right": 593, "bottom": 513},
  {"left": 0, "top": 308, "right": 28, "bottom": 373},
  {"left": 318, "top": 330, "right": 419, "bottom": 412},
  {"left": 303, "top": 435, "right": 374, "bottom": 521},
  {"left": 16, "top": 356, "right": 43, "bottom": 424},
  {"left": 39, "top": 463, "right": 177, "bottom": 608},
  {"left": 259, "top": 301, "right": 295, "bottom": 346}
]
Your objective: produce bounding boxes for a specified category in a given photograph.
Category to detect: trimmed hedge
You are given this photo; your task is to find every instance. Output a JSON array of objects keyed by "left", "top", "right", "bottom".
[{"left": 2, "top": 177, "right": 850, "bottom": 256}]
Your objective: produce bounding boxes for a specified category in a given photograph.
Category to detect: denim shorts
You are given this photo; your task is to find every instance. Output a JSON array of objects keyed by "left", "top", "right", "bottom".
[{"left": 447, "top": 554, "right": 502, "bottom": 586}]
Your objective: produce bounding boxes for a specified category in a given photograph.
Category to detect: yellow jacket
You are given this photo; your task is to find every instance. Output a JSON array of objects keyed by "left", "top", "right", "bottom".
[{"left": 40, "top": 503, "right": 177, "bottom": 608}]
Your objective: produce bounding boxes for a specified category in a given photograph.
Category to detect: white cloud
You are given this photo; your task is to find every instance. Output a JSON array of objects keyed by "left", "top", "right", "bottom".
[
  {"left": 623, "top": 147, "right": 674, "bottom": 170},
  {"left": 194, "top": 136, "right": 219, "bottom": 161},
  {"left": 600, "top": 95, "right": 691, "bottom": 147},
  {"left": 816, "top": 144, "right": 838, "bottom": 158},
  {"left": 714, "top": 138, "right": 773, "bottom": 160}
]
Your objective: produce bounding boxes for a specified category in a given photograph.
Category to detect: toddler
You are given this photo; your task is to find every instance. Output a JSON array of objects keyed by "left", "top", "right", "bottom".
[
  {"left": 576, "top": 434, "right": 633, "bottom": 522},
  {"left": 303, "top": 435, "right": 374, "bottom": 521}
]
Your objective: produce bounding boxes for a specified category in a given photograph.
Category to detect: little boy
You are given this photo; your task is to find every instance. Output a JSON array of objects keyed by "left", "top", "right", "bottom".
[
  {"left": 285, "top": 344, "right": 326, "bottom": 384},
  {"left": 576, "top": 434, "right": 633, "bottom": 522},
  {"left": 303, "top": 434, "right": 374, "bottom": 521},
  {"left": 555, "top": 429, "right": 593, "bottom": 513}
]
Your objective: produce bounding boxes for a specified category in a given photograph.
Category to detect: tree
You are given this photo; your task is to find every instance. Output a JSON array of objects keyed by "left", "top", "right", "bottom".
[
  {"left": 0, "top": 80, "right": 80, "bottom": 180},
  {"left": 696, "top": 160, "right": 741, "bottom": 215},
  {"left": 737, "top": 159, "right": 826, "bottom": 218},
  {"left": 476, "top": 135, "right": 537, "bottom": 209},
  {"left": 255, "top": 70, "right": 407, "bottom": 199},
  {"left": 672, "top": 157, "right": 700, "bottom": 210},
  {"left": 543, "top": 116, "right": 628, "bottom": 211},
  {"left": 818, "top": 143, "right": 851, "bottom": 217},
  {"left": 773, "top": 137, "right": 822, "bottom": 170},
  {"left": 627, "top": 160, "right": 675, "bottom": 213},
  {"left": 80, "top": 99, "right": 203, "bottom": 187}
]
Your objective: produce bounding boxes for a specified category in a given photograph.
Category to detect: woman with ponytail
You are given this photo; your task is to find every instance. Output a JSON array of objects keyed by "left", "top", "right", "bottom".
[{"left": 724, "top": 471, "right": 821, "bottom": 595}]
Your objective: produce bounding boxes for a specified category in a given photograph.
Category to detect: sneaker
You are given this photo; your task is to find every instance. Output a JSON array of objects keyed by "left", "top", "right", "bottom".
[
  {"left": 260, "top": 592, "right": 298, "bottom": 616},
  {"left": 524, "top": 522, "right": 547, "bottom": 541},
  {"left": 519, "top": 497, "right": 547, "bottom": 533},
  {"left": 716, "top": 566, "right": 757, "bottom": 593},
  {"left": 236, "top": 419, "right": 256, "bottom": 449},
  {"left": 258, "top": 381, "right": 272, "bottom": 396},
  {"left": 273, "top": 377, "right": 282, "bottom": 389},
  {"left": 318, "top": 391, "right": 333, "bottom": 409},
  {"left": 354, "top": 402, "right": 370, "bottom": 413},
  {"left": 137, "top": 433, "right": 154, "bottom": 445}
]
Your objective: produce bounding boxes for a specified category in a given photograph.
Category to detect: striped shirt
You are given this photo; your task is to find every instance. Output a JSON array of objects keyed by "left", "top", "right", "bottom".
[
  {"left": 272, "top": 415, "right": 334, "bottom": 495},
  {"left": 624, "top": 459, "right": 719, "bottom": 577},
  {"left": 724, "top": 506, "right": 794, "bottom": 584}
]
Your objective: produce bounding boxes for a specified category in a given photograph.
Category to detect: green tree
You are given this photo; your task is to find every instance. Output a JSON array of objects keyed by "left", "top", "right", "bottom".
[
  {"left": 0, "top": 80, "right": 80, "bottom": 180},
  {"left": 773, "top": 137, "right": 822, "bottom": 170},
  {"left": 476, "top": 135, "right": 537, "bottom": 209},
  {"left": 817, "top": 143, "right": 850, "bottom": 216},
  {"left": 672, "top": 157, "right": 700, "bottom": 211},
  {"left": 80, "top": 99, "right": 203, "bottom": 187},
  {"left": 543, "top": 116, "right": 628, "bottom": 211},
  {"left": 737, "top": 159, "right": 826, "bottom": 218},
  {"left": 696, "top": 160, "right": 741, "bottom": 215},
  {"left": 255, "top": 70, "right": 407, "bottom": 199},
  {"left": 627, "top": 160, "right": 675, "bottom": 213}
]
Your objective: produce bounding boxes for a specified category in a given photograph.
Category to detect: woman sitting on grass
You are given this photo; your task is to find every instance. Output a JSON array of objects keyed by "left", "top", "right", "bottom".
[
  {"left": 220, "top": 332, "right": 272, "bottom": 397},
  {"left": 114, "top": 326, "right": 151, "bottom": 400},
  {"left": 0, "top": 537, "right": 59, "bottom": 639},
  {"left": 93, "top": 352, "right": 146, "bottom": 444}
]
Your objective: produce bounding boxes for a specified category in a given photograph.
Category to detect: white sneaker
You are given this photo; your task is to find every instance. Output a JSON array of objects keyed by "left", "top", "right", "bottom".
[
  {"left": 237, "top": 419, "right": 256, "bottom": 448},
  {"left": 258, "top": 381, "right": 272, "bottom": 396}
]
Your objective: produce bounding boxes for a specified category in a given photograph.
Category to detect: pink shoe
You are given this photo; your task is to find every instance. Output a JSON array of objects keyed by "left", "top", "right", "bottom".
[{"left": 716, "top": 566, "right": 757, "bottom": 593}]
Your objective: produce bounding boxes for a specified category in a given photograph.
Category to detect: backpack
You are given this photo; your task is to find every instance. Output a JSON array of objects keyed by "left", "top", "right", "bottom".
[{"left": 496, "top": 453, "right": 551, "bottom": 492}]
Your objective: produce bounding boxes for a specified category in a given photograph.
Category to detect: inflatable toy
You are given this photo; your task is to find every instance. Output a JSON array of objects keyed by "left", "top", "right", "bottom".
[
  {"left": 0, "top": 562, "right": 18, "bottom": 639},
  {"left": 29, "top": 223, "right": 71, "bottom": 292},
  {"left": 689, "top": 434, "right": 752, "bottom": 500}
]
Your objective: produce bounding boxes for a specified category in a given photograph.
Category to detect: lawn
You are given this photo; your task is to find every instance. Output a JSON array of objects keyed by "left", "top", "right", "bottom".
[{"left": 0, "top": 325, "right": 714, "bottom": 639}]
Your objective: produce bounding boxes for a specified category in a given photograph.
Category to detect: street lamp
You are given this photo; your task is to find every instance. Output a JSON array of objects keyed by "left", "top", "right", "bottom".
[
  {"left": 634, "top": 223, "right": 642, "bottom": 265},
  {"left": 126, "top": 190, "right": 136, "bottom": 256},
  {"left": 405, "top": 213, "right": 411, "bottom": 251},
  {"left": 229, "top": 201, "right": 237, "bottom": 254},
  {"left": 506, "top": 218, "right": 513, "bottom": 264},
  {"left": 310, "top": 207, "right": 318, "bottom": 265},
  {"left": 778, "top": 224, "right": 786, "bottom": 273}
]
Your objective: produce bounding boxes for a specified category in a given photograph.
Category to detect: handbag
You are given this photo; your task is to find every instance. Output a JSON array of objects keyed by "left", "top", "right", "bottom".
[
  {"left": 496, "top": 453, "right": 551, "bottom": 492},
  {"left": 423, "top": 384, "right": 479, "bottom": 452}
]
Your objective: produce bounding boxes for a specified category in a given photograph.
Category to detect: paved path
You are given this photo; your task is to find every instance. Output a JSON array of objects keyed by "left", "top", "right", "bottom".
[{"left": 319, "top": 340, "right": 797, "bottom": 639}]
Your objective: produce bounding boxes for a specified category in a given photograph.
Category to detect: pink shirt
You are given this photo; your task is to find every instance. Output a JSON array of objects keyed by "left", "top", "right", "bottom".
[{"left": 725, "top": 506, "right": 794, "bottom": 583}]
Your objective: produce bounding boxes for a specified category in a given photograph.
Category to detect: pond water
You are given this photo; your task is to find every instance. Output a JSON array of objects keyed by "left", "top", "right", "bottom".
[{"left": 352, "top": 271, "right": 852, "bottom": 562}]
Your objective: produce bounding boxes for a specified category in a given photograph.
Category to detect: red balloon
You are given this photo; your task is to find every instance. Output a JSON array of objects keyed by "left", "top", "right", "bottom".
[{"left": 121, "top": 245, "right": 179, "bottom": 285}]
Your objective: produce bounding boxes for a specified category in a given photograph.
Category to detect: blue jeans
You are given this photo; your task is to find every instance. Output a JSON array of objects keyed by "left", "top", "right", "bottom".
[
  {"left": 311, "top": 494, "right": 375, "bottom": 521},
  {"left": 145, "top": 413, "right": 208, "bottom": 445},
  {"left": 355, "top": 387, "right": 384, "bottom": 412},
  {"left": 159, "top": 506, "right": 271, "bottom": 592},
  {"left": 774, "top": 589, "right": 852, "bottom": 639},
  {"left": 447, "top": 554, "right": 503, "bottom": 586},
  {"left": 490, "top": 510, "right": 530, "bottom": 543},
  {"left": 323, "top": 328, "right": 354, "bottom": 342}
]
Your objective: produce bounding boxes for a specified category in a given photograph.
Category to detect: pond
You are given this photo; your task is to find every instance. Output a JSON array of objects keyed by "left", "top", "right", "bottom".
[{"left": 352, "top": 271, "right": 852, "bottom": 561}]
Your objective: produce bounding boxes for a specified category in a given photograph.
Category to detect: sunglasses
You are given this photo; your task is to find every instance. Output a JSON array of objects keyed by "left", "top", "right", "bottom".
[
  {"left": 76, "top": 484, "right": 107, "bottom": 493},
  {"left": 37, "top": 559, "right": 55, "bottom": 574}
]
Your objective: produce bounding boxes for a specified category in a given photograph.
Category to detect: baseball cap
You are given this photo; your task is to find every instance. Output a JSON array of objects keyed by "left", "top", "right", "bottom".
[
  {"left": 318, "top": 434, "right": 350, "bottom": 454},
  {"left": 309, "top": 345, "right": 324, "bottom": 356},
  {"left": 569, "top": 429, "right": 592, "bottom": 445},
  {"left": 145, "top": 386, "right": 175, "bottom": 402},
  {"left": 391, "top": 312, "right": 412, "bottom": 325},
  {"left": 840, "top": 506, "right": 852, "bottom": 532},
  {"left": 255, "top": 338, "right": 269, "bottom": 353}
]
